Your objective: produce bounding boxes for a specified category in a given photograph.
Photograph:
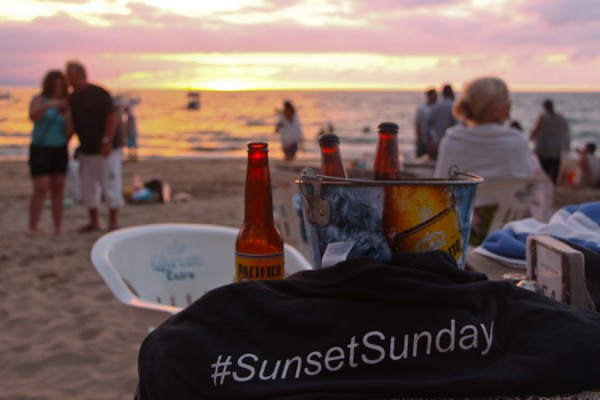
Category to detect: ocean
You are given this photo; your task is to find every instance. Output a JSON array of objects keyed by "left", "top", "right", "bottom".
[{"left": 1, "top": 87, "right": 599, "bottom": 162}]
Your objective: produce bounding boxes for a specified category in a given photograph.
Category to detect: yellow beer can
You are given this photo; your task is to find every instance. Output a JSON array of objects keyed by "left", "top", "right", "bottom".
[{"left": 382, "top": 185, "right": 463, "bottom": 262}]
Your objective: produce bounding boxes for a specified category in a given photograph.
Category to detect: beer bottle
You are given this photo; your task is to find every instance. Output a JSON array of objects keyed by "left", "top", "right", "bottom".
[
  {"left": 374, "top": 122, "right": 401, "bottom": 180},
  {"left": 319, "top": 133, "right": 348, "bottom": 178},
  {"left": 235, "top": 142, "right": 285, "bottom": 281}
]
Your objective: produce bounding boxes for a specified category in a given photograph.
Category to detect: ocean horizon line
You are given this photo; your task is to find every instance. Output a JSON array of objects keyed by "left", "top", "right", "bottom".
[
  {"left": 2, "top": 85, "right": 600, "bottom": 94},
  {"left": 2, "top": 89, "right": 598, "bottom": 163}
]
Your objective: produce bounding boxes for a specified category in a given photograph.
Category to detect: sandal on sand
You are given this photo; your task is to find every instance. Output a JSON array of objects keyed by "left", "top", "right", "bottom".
[{"left": 78, "top": 224, "right": 100, "bottom": 233}]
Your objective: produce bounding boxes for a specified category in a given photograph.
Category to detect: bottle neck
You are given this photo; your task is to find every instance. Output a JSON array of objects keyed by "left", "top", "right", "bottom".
[
  {"left": 374, "top": 131, "right": 400, "bottom": 180},
  {"left": 243, "top": 148, "right": 274, "bottom": 224},
  {"left": 320, "top": 143, "right": 347, "bottom": 178}
]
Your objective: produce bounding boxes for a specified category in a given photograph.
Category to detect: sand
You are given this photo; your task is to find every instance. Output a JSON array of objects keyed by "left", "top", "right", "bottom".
[
  {"left": 0, "top": 158, "right": 249, "bottom": 399},
  {"left": 0, "top": 157, "right": 598, "bottom": 399}
]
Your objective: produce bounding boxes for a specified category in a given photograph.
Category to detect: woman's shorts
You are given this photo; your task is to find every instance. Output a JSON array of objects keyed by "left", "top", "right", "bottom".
[
  {"left": 28, "top": 144, "right": 69, "bottom": 178},
  {"left": 283, "top": 142, "right": 299, "bottom": 159}
]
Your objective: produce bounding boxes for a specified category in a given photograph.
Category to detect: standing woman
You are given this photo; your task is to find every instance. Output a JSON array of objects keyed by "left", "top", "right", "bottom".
[
  {"left": 530, "top": 99, "right": 570, "bottom": 184},
  {"left": 28, "top": 70, "right": 74, "bottom": 236},
  {"left": 274, "top": 100, "right": 303, "bottom": 161}
]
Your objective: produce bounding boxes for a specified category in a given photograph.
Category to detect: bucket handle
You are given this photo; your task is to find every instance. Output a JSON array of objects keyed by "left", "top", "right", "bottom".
[
  {"left": 298, "top": 168, "right": 331, "bottom": 227},
  {"left": 298, "top": 166, "right": 483, "bottom": 186}
]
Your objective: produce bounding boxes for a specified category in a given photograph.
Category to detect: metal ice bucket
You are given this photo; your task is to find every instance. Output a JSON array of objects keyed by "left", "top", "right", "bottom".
[{"left": 297, "top": 167, "right": 483, "bottom": 269}]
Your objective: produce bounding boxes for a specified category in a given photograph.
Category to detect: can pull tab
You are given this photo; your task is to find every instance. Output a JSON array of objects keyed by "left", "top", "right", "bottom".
[{"left": 299, "top": 167, "right": 331, "bottom": 226}]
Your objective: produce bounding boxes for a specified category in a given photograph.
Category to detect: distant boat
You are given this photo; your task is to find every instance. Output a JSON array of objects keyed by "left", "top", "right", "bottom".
[
  {"left": 0, "top": 91, "right": 10, "bottom": 100},
  {"left": 187, "top": 92, "right": 201, "bottom": 110},
  {"left": 114, "top": 92, "right": 141, "bottom": 107}
]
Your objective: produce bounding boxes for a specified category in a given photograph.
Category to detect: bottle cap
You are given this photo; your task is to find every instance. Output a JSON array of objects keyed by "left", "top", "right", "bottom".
[
  {"left": 318, "top": 133, "right": 340, "bottom": 146},
  {"left": 247, "top": 142, "right": 268, "bottom": 150},
  {"left": 377, "top": 122, "right": 399, "bottom": 133}
]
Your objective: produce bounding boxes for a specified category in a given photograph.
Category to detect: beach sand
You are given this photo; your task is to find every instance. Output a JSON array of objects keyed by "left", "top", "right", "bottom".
[
  {"left": 0, "top": 158, "right": 249, "bottom": 399},
  {"left": 0, "top": 157, "right": 598, "bottom": 399}
]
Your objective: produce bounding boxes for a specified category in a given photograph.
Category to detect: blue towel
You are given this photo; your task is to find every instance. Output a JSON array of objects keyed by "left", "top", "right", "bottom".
[{"left": 480, "top": 202, "right": 600, "bottom": 260}]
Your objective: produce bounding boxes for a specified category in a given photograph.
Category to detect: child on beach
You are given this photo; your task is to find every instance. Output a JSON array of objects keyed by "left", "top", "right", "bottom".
[{"left": 124, "top": 103, "right": 139, "bottom": 162}]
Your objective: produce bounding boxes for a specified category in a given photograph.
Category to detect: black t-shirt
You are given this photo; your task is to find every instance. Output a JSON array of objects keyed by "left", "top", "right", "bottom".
[
  {"left": 138, "top": 251, "right": 600, "bottom": 399},
  {"left": 68, "top": 84, "right": 113, "bottom": 154}
]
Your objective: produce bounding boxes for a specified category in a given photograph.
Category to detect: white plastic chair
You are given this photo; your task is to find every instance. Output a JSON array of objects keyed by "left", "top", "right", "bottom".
[
  {"left": 91, "top": 223, "right": 313, "bottom": 330},
  {"left": 474, "top": 178, "right": 540, "bottom": 235}
]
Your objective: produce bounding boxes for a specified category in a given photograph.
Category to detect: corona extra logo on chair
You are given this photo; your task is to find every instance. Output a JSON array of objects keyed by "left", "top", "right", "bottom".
[{"left": 151, "top": 239, "right": 204, "bottom": 281}]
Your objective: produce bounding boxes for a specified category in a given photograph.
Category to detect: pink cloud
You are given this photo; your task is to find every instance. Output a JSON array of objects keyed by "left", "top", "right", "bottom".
[{"left": 1, "top": 0, "right": 600, "bottom": 88}]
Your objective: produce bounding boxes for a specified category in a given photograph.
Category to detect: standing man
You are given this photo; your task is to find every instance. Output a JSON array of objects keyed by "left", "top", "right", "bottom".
[
  {"left": 425, "top": 84, "right": 457, "bottom": 160},
  {"left": 530, "top": 99, "right": 570, "bottom": 184},
  {"left": 66, "top": 60, "right": 123, "bottom": 232},
  {"left": 414, "top": 88, "right": 437, "bottom": 158}
]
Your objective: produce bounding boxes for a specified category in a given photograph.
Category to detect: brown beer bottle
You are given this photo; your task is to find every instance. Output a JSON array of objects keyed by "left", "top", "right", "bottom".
[
  {"left": 319, "top": 133, "right": 348, "bottom": 178},
  {"left": 235, "top": 142, "right": 284, "bottom": 281},
  {"left": 374, "top": 122, "right": 401, "bottom": 180}
]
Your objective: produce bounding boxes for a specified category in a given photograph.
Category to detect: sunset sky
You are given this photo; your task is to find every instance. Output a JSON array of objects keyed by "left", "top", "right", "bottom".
[{"left": 1, "top": 0, "right": 599, "bottom": 91}]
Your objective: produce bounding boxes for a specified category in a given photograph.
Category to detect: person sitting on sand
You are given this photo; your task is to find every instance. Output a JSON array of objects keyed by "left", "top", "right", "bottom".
[{"left": 573, "top": 142, "right": 600, "bottom": 188}]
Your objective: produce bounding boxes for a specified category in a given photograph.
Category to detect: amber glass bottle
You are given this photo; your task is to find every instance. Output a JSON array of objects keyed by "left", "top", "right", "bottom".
[
  {"left": 235, "top": 142, "right": 284, "bottom": 281},
  {"left": 374, "top": 122, "right": 401, "bottom": 180},
  {"left": 319, "top": 133, "right": 348, "bottom": 178}
]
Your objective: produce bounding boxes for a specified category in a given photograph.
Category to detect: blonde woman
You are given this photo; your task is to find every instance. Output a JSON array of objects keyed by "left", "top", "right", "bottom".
[
  {"left": 434, "top": 76, "right": 535, "bottom": 180},
  {"left": 433, "top": 77, "right": 552, "bottom": 241}
]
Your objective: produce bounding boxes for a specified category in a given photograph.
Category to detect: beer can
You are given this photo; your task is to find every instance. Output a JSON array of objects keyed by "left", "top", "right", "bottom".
[{"left": 384, "top": 185, "right": 463, "bottom": 262}]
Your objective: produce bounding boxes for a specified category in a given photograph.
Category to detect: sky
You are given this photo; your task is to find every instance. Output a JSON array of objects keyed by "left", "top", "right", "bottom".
[{"left": 0, "top": 0, "right": 599, "bottom": 91}]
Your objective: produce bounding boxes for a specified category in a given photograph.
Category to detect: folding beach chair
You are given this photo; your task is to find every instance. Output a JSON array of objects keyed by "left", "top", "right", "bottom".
[{"left": 91, "top": 223, "right": 313, "bottom": 331}]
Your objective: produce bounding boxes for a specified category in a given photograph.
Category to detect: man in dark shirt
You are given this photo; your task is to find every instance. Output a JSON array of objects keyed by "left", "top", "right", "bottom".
[{"left": 66, "top": 61, "right": 121, "bottom": 231}]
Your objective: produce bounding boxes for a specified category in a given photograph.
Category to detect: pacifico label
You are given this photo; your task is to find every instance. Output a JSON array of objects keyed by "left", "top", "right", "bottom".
[{"left": 235, "top": 252, "right": 284, "bottom": 281}]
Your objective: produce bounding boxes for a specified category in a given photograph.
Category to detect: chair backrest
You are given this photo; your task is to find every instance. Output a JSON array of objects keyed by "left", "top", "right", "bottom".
[
  {"left": 91, "top": 223, "right": 313, "bottom": 329},
  {"left": 474, "top": 178, "right": 539, "bottom": 235},
  {"left": 271, "top": 165, "right": 313, "bottom": 261}
]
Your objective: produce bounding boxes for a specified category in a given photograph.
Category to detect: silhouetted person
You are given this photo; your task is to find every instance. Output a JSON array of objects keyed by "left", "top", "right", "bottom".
[
  {"left": 530, "top": 99, "right": 570, "bottom": 184},
  {"left": 414, "top": 88, "right": 437, "bottom": 158},
  {"left": 425, "top": 84, "right": 457, "bottom": 160},
  {"left": 274, "top": 100, "right": 303, "bottom": 161},
  {"left": 27, "top": 70, "right": 74, "bottom": 236},
  {"left": 66, "top": 60, "right": 122, "bottom": 232}
]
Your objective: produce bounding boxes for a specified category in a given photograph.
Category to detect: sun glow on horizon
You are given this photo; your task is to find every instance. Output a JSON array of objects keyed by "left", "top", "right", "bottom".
[{"left": 102, "top": 51, "right": 454, "bottom": 90}]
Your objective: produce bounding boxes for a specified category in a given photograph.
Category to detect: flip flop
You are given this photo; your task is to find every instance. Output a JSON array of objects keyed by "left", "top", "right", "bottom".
[{"left": 78, "top": 224, "right": 100, "bottom": 233}]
